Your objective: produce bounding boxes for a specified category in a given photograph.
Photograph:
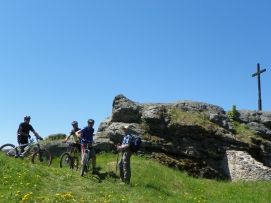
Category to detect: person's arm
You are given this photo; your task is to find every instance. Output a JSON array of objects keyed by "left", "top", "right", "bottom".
[
  {"left": 75, "top": 129, "right": 82, "bottom": 138},
  {"left": 117, "top": 135, "right": 132, "bottom": 150},
  {"left": 64, "top": 133, "right": 72, "bottom": 142},
  {"left": 19, "top": 129, "right": 29, "bottom": 137},
  {"left": 32, "top": 130, "right": 43, "bottom": 140},
  {"left": 117, "top": 143, "right": 130, "bottom": 150},
  {"left": 117, "top": 144, "right": 130, "bottom": 150}
]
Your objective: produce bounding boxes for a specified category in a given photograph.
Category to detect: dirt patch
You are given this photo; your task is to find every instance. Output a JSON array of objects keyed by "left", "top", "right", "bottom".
[{"left": 107, "top": 161, "right": 117, "bottom": 169}]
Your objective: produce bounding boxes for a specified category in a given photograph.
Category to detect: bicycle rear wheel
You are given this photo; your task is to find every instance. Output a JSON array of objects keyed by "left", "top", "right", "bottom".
[
  {"left": 0, "top": 144, "right": 16, "bottom": 156},
  {"left": 80, "top": 153, "right": 89, "bottom": 176},
  {"left": 60, "top": 152, "right": 71, "bottom": 169},
  {"left": 31, "top": 150, "right": 52, "bottom": 166}
]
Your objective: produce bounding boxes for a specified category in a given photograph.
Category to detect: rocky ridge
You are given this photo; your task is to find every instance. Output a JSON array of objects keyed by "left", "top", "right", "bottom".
[{"left": 94, "top": 94, "right": 271, "bottom": 181}]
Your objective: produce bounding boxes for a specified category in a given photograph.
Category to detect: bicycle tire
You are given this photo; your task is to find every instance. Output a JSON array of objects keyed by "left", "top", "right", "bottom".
[
  {"left": 80, "top": 153, "right": 89, "bottom": 176},
  {"left": 59, "top": 152, "right": 71, "bottom": 169},
  {"left": 0, "top": 144, "right": 16, "bottom": 156},
  {"left": 31, "top": 149, "right": 52, "bottom": 167},
  {"left": 72, "top": 156, "right": 79, "bottom": 171}
]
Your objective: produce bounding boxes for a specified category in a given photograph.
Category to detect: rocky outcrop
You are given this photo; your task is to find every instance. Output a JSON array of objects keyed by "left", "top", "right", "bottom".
[
  {"left": 94, "top": 94, "right": 271, "bottom": 181},
  {"left": 222, "top": 150, "right": 271, "bottom": 181}
]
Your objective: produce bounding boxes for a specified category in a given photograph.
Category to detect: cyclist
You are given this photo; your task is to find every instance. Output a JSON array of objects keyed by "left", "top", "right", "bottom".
[
  {"left": 16, "top": 116, "right": 43, "bottom": 157},
  {"left": 63, "top": 121, "right": 81, "bottom": 153},
  {"left": 75, "top": 119, "right": 98, "bottom": 174}
]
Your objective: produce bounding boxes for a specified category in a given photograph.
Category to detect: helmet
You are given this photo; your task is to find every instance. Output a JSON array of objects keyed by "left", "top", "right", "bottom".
[
  {"left": 71, "top": 121, "right": 78, "bottom": 125},
  {"left": 24, "top": 116, "right": 31, "bottom": 120},
  {"left": 87, "top": 119, "right": 94, "bottom": 124}
]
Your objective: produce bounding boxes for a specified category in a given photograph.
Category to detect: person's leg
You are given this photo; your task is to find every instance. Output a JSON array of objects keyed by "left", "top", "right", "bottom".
[
  {"left": 19, "top": 136, "right": 28, "bottom": 153},
  {"left": 81, "top": 144, "right": 84, "bottom": 164},
  {"left": 89, "top": 149, "right": 97, "bottom": 174},
  {"left": 123, "top": 151, "right": 131, "bottom": 183},
  {"left": 118, "top": 155, "right": 124, "bottom": 182},
  {"left": 76, "top": 143, "right": 81, "bottom": 154},
  {"left": 92, "top": 157, "right": 96, "bottom": 169}
]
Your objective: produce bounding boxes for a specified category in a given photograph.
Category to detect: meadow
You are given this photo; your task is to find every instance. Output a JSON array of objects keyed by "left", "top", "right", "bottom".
[{"left": 1, "top": 152, "right": 271, "bottom": 203}]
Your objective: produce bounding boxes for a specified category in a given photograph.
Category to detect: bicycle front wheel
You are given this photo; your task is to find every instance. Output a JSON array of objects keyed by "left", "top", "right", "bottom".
[
  {"left": 80, "top": 153, "right": 89, "bottom": 176},
  {"left": 60, "top": 152, "right": 71, "bottom": 169},
  {"left": 72, "top": 156, "right": 79, "bottom": 171},
  {"left": 31, "top": 150, "right": 52, "bottom": 166},
  {"left": 0, "top": 144, "right": 16, "bottom": 156}
]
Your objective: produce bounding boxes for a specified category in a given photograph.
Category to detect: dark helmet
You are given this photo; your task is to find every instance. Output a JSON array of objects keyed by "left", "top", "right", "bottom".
[
  {"left": 24, "top": 116, "right": 31, "bottom": 120},
  {"left": 71, "top": 121, "right": 78, "bottom": 125},
  {"left": 87, "top": 119, "right": 94, "bottom": 124}
]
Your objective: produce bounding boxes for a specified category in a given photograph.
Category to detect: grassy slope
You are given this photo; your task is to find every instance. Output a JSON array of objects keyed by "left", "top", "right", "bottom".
[{"left": 1, "top": 152, "right": 271, "bottom": 203}]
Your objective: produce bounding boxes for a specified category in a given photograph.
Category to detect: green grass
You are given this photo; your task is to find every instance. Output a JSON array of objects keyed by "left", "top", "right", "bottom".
[
  {"left": 231, "top": 121, "right": 260, "bottom": 144},
  {"left": 169, "top": 108, "right": 222, "bottom": 131},
  {"left": 168, "top": 109, "right": 264, "bottom": 145},
  {"left": 1, "top": 153, "right": 271, "bottom": 203}
]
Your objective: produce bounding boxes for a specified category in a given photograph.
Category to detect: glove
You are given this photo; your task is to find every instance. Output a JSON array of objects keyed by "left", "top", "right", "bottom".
[{"left": 28, "top": 135, "right": 31, "bottom": 139}]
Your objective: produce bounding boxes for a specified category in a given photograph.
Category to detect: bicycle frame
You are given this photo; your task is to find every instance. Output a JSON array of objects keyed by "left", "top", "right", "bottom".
[
  {"left": 80, "top": 139, "right": 93, "bottom": 176},
  {"left": 16, "top": 137, "right": 43, "bottom": 157},
  {"left": 84, "top": 142, "right": 93, "bottom": 166},
  {"left": 67, "top": 142, "right": 79, "bottom": 156}
]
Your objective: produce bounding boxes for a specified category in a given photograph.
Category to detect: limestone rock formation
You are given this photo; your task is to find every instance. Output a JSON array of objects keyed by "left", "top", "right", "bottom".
[{"left": 94, "top": 94, "right": 271, "bottom": 181}]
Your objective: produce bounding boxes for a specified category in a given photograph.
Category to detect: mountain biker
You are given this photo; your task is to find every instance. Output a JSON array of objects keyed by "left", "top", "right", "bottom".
[
  {"left": 16, "top": 116, "right": 43, "bottom": 156},
  {"left": 63, "top": 121, "right": 81, "bottom": 153},
  {"left": 75, "top": 119, "right": 98, "bottom": 174}
]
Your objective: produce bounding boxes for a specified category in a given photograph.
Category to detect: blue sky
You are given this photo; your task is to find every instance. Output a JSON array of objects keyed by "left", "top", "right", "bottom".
[{"left": 0, "top": 0, "right": 270, "bottom": 146}]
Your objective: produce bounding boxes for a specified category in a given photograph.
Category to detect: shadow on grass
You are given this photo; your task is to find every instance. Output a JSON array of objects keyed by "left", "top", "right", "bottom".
[{"left": 82, "top": 167, "right": 117, "bottom": 183}]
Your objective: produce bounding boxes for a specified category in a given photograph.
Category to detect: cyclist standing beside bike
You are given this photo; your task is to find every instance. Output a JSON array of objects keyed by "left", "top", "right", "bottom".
[
  {"left": 75, "top": 119, "right": 98, "bottom": 174},
  {"left": 17, "top": 116, "right": 43, "bottom": 155},
  {"left": 64, "top": 121, "right": 81, "bottom": 153}
]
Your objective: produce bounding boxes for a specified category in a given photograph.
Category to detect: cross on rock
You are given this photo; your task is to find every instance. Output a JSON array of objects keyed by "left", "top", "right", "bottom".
[{"left": 252, "top": 63, "right": 266, "bottom": 111}]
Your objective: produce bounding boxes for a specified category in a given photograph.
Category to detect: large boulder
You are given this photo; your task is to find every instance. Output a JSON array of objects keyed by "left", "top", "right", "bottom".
[{"left": 92, "top": 94, "right": 271, "bottom": 181}]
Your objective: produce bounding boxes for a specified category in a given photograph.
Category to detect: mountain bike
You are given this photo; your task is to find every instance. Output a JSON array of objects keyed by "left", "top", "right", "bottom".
[
  {"left": 0, "top": 137, "right": 52, "bottom": 166},
  {"left": 60, "top": 142, "right": 79, "bottom": 170},
  {"left": 80, "top": 139, "right": 95, "bottom": 176}
]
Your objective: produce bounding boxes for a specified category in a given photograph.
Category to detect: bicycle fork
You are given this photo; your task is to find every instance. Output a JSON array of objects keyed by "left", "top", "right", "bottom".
[{"left": 37, "top": 144, "right": 44, "bottom": 162}]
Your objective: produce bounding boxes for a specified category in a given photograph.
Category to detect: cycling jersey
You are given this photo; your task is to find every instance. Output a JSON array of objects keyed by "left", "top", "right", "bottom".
[
  {"left": 70, "top": 128, "right": 81, "bottom": 142},
  {"left": 17, "top": 122, "right": 34, "bottom": 135},
  {"left": 80, "top": 126, "right": 94, "bottom": 144}
]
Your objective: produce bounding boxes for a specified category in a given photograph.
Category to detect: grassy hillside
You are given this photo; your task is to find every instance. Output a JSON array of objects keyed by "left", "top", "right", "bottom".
[{"left": 1, "top": 152, "right": 271, "bottom": 203}]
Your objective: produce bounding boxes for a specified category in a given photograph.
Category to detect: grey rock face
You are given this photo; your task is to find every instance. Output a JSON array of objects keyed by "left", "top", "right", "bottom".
[
  {"left": 237, "top": 110, "right": 271, "bottom": 127},
  {"left": 223, "top": 150, "right": 271, "bottom": 181},
  {"left": 92, "top": 94, "right": 271, "bottom": 181},
  {"left": 111, "top": 94, "right": 143, "bottom": 123}
]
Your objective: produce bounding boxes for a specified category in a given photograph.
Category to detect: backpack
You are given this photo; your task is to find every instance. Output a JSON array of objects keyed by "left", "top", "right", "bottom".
[{"left": 130, "top": 136, "right": 142, "bottom": 153}]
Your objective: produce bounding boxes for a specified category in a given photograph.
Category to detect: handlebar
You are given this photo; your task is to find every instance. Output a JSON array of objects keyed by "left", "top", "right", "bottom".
[
  {"left": 28, "top": 136, "right": 43, "bottom": 141},
  {"left": 81, "top": 138, "right": 94, "bottom": 144},
  {"left": 62, "top": 141, "right": 78, "bottom": 146}
]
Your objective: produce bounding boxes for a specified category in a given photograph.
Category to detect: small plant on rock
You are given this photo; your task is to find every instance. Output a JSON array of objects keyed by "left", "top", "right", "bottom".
[{"left": 228, "top": 104, "right": 237, "bottom": 120}]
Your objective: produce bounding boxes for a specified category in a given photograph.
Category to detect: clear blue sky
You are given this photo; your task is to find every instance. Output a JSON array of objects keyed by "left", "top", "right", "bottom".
[{"left": 0, "top": 1, "right": 270, "bottom": 146}]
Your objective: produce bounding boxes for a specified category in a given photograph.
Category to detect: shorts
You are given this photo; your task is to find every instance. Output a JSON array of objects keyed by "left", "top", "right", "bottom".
[{"left": 17, "top": 135, "right": 28, "bottom": 145}]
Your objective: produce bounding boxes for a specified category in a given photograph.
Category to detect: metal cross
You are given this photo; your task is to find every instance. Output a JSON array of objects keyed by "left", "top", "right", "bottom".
[{"left": 252, "top": 63, "right": 266, "bottom": 111}]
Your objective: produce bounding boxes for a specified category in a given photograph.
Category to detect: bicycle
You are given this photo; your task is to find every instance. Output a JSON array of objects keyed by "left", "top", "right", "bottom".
[
  {"left": 0, "top": 137, "right": 52, "bottom": 166},
  {"left": 80, "top": 139, "right": 95, "bottom": 176},
  {"left": 59, "top": 142, "right": 79, "bottom": 170}
]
